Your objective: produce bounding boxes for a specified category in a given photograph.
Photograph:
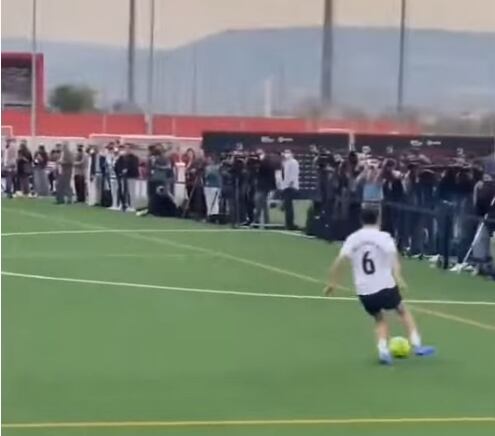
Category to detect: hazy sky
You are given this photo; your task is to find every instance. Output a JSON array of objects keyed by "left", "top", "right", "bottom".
[{"left": 2, "top": 0, "right": 494, "bottom": 48}]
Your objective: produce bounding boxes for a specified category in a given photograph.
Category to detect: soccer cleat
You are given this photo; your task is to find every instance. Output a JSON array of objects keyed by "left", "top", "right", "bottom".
[
  {"left": 414, "top": 345, "right": 436, "bottom": 357},
  {"left": 379, "top": 351, "right": 393, "bottom": 365}
]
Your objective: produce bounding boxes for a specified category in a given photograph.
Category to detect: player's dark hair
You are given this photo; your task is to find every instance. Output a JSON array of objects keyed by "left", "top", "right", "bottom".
[{"left": 361, "top": 207, "right": 379, "bottom": 225}]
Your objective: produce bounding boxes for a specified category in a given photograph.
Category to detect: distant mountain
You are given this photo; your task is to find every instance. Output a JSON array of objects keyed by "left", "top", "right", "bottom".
[{"left": 3, "top": 26, "right": 495, "bottom": 115}]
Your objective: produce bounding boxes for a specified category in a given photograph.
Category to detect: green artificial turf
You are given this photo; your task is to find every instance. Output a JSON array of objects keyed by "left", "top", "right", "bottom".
[{"left": 1, "top": 199, "right": 494, "bottom": 436}]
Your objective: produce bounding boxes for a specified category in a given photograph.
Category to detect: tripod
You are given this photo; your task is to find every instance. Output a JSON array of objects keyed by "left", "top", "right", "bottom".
[
  {"left": 182, "top": 172, "right": 204, "bottom": 218},
  {"left": 456, "top": 197, "right": 495, "bottom": 274}
]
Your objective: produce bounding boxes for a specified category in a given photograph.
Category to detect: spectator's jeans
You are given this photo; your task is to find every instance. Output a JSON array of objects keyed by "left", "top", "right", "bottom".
[
  {"left": 457, "top": 215, "right": 477, "bottom": 263},
  {"left": 254, "top": 190, "right": 270, "bottom": 225},
  {"left": 87, "top": 175, "right": 101, "bottom": 206},
  {"left": 33, "top": 168, "right": 49, "bottom": 196},
  {"left": 472, "top": 221, "right": 492, "bottom": 263},
  {"left": 283, "top": 187, "right": 297, "bottom": 229},
  {"left": 4, "top": 169, "right": 15, "bottom": 198},
  {"left": 436, "top": 201, "right": 454, "bottom": 260},
  {"left": 19, "top": 175, "right": 30, "bottom": 195},
  {"left": 127, "top": 178, "right": 137, "bottom": 210},
  {"left": 406, "top": 208, "right": 423, "bottom": 255},
  {"left": 223, "top": 187, "right": 237, "bottom": 227},
  {"left": 117, "top": 177, "right": 128, "bottom": 210},
  {"left": 204, "top": 186, "right": 221, "bottom": 216},
  {"left": 241, "top": 182, "right": 254, "bottom": 223},
  {"left": 74, "top": 174, "right": 86, "bottom": 202},
  {"left": 110, "top": 178, "right": 119, "bottom": 209},
  {"left": 56, "top": 170, "right": 73, "bottom": 203}
]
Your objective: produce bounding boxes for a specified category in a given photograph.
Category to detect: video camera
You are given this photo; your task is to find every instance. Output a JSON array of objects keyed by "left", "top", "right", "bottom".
[
  {"left": 219, "top": 150, "right": 245, "bottom": 175},
  {"left": 311, "top": 145, "right": 337, "bottom": 171}
]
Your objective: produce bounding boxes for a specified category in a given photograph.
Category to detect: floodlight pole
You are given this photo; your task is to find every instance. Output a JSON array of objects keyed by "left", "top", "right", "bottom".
[
  {"left": 146, "top": 0, "right": 156, "bottom": 134},
  {"left": 127, "top": 0, "right": 136, "bottom": 104},
  {"left": 30, "top": 0, "right": 38, "bottom": 146},
  {"left": 397, "top": 0, "right": 407, "bottom": 113},
  {"left": 320, "top": 0, "right": 334, "bottom": 109}
]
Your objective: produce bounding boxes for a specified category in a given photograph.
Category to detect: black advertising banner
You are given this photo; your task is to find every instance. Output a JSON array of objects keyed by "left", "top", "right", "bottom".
[
  {"left": 202, "top": 131, "right": 352, "bottom": 195},
  {"left": 201, "top": 132, "right": 495, "bottom": 195},
  {"left": 355, "top": 134, "right": 495, "bottom": 163},
  {"left": 202, "top": 131, "right": 350, "bottom": 154}
]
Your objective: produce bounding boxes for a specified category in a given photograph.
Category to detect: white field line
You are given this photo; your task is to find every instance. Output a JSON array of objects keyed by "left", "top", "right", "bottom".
[
  {"left": 1, "top": 228, "right": 268, "bottom": 237},
  {"left": 3, "top": 416, "right": 495, "bottom": 429},
  {"left": 4, "top": 206, "right": 495, "bottom": 333},
  {"left": 3, "top": 207, "right": 323, "bottom": 284},
  {"left": 1, "top": 253, "right": 208, "bottom": 260},
  {"left": 3, "top": 271, "right": 495, "bottom": 307}
]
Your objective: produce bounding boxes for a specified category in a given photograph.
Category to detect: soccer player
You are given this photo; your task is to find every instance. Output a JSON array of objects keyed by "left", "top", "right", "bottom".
[{"left": 324, "top": 207, "right": 435, "bottom": 364}]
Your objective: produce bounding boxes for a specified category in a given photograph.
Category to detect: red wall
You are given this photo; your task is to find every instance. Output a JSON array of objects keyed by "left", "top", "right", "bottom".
[{"left": 1, "top": 110, "right": 420, "bottom": 138}]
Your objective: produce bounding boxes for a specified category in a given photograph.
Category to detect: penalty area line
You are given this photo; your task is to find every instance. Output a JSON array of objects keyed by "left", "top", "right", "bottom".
[
  {"left": 2, "top": 271, "right": 495, "bottom": 309},
  {"left": 2, "top": 417, "right": 495, "bottom": 429},
  {"left": 0, "top": 228, "right": 268, "bottom": 237}
]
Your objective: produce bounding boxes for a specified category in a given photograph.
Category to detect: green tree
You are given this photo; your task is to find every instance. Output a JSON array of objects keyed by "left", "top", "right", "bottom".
[{"left": 49, "top": 84, "right": 96, "bottom": 113}]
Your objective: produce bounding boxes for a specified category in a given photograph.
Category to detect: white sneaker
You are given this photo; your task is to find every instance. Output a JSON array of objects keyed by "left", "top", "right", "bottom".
[
  {"left": 449, "top": 263, "right": 463, "bottom": 273},
  {"left": 126, "top": 207, "right": 136, "bottom": 213},
  {"left": 429, "top": 255, "right": 440, "bottom": 264}
]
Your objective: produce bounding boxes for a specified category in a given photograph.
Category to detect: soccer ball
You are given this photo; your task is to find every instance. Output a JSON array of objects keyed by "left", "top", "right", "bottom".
[{"left": 389, "top": 336, "right": 411, "bottom": 358}]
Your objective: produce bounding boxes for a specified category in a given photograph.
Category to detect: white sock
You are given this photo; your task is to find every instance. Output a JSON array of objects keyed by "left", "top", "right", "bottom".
[
  {"left": 410, "top": 330, "right": 421, "bottom": 348},
  {"left": 378, "top": 338, "right": 389, "bottom": 355}
]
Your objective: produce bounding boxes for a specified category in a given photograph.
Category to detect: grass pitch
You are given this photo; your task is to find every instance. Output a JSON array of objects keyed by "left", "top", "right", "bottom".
[{"left": 2, "top": 199, "right": 495, "bottom": 436}]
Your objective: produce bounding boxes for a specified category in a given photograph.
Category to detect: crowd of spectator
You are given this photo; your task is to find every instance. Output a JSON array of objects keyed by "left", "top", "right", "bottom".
[
  {"left": 310, "top": 148, "right": 495, "bottom": 278},
  {"left": 2, "top": 137, "right": 494, "bottom": 279}
]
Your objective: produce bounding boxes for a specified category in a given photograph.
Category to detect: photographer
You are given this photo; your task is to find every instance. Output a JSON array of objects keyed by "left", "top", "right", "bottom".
[
  {"left": 220, "top": 150, "right": 245, "bottom": 226},
  {"left": 203, "top": 155, "right": 222, "bottom": 219},
  {"left": 312, "top": 146, "right": 338, "bottom": 210},
  {"left": 472, "top": 174, "right": 495, "bottom": 277},
  {"left": 184, "top": 153, "right": 206, "bottom": 219},
  {"left": 147, "top": 144, "right": 176, "bottom": 217},
  {"left": 357, "top": 159, "right": 383, "bottom": 208},
  {"left": 252, "top": 148, "right": 276, "bottom": 227}
]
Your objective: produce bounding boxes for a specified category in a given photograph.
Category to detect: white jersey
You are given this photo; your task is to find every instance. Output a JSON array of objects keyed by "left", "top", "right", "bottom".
[{"left": 340, "top": 227, "right": 397, "bottom": 296}]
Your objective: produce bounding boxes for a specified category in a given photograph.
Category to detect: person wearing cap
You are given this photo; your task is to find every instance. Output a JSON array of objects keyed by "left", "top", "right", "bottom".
[{"left": 281, "top": 149, "right": 300, "bottom": 230}]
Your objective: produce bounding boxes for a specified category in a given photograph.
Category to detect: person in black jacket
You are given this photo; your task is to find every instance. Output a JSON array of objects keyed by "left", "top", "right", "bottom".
[
  {"left": 115, "top": 144, "right": 140, "bottom": 212},
  {"left": 33, "top": 145, "right": 49, "bottom": 196},
  {"left": 17, "top": 141, "right": 33, "bottom": 196},
  {"left": 253, "top": 148, "right": 276, "bottom": 227},
  {"left": 381, "top": 159, "right": 405, "bottom": 250}
]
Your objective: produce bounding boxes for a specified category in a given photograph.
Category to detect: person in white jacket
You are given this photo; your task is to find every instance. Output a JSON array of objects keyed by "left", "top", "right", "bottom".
[{"left": 281, "top": 149, "right": 300, "bottom": 230}]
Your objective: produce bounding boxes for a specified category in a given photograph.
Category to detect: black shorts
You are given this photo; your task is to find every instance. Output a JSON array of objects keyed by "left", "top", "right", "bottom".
[{"left": 359, "top": 287, "right": 402, "bottom": 316}]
